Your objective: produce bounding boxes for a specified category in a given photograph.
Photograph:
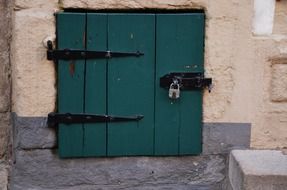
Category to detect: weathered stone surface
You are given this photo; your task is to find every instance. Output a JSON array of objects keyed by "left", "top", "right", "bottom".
[
  {"left": 202, "top": 123, "right": 251, "bottom": 154},
  {"left": 252, "top": 0, "right": 275, "bottom": 35},
  {"left": 0, "top": 0, "right": 11, "bottom": 52},
  {"left": 0, "top": 0, "right": 11, "bottom": 113},
  {"left": 270, "top": 59, "right": 287, "bottom": 102},
  {"left": 254, "top": 113, "right": 287, "bottom": 149},
  {"left": 229, "top": 150, "right": 287, "bottom": 190},
  {"left": 11, "top": 149, "right": 226, "bottom": 190},
  {"left": 0, "top": 113, "right": 10, "bottom": 158},
  {"left": 0, "top": 162, "right": 8, "bottom": 190},
  {"left": 0, "top": 0, "right": 12, "bottom": 189},
  {"left": 273, "top": 0, "right": 287, "bottom": 35},
  {"left": 0, "top": 53, "right": 10, "bottom": 113},
  {"left": 15, "top": 0, "right": 58, "bottom": 10},
  {"left": 12, "top": 0, "right": 57, "bottom": 116},
  {"left": 13, "top": 114, "right": 56, "bottom": 149},
  {"left": 61, "top": 0, "right": 205, "bottom": 10},
  {"left": 250, "top": 0, "right": 287, "bottom": 149},
  {"left": 251, "top": 47, "right": 287, "bottom": 149}
]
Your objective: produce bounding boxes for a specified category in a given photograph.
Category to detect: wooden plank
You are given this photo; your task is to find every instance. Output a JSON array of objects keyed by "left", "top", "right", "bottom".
[
  {"left": 84, "top": 13, "right": 107, "bottom": 157},
  {"left": 107, "top": 14, "right": 155, "bottom": 156},
  {"left": 179, "top": 14, "right": 205, "bottom": 155},
  {"left": 155, "top": 13, "right": 204, "bottom": 155},
  {"left": 57, "top": 13, "right": 86, "bottom": 158}
]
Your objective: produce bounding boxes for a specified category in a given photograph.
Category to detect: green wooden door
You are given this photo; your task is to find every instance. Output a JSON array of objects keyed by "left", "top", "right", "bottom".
[{"left": 57, "top": 12, "right": 205, "bottom": 158}]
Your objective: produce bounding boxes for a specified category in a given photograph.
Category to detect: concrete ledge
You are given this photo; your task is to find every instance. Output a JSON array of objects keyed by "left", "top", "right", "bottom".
[
  {"left": 11, "top": 149, "right": 226, "bottom": 190},
  {"left": 229, "top": 150, "right": 287, "bottom": 190}
]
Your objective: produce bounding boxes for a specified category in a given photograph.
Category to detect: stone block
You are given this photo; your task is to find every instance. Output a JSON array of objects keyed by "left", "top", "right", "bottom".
[
  {"left": 13, "top": 114, "right": 56, "bottom": 149},
  {"left": 0, "top": 0, "right": 11, "bottom": 113},
  {"left": 61, "top": 0, "right": 204, "bottom": 10},
  {"left": 203, "top": 123, "right": 251, "bottom": 155},
  {"left": 229, "top": 150, "right": 287, "bottom": 190},
  {"left": 0, "top": 0, "right": 11, "bottom": 51},
  {"left": 270, "top": 59, "right": 287, "bottom": 102},
  {"left": 0, "top": 162, "right": 8, "bottom": 190},
  {"left": 12, "top": 1, "right": 57, "bottom": 116},
  {"left": 252, "top": 0, "right": 275, "bottom": 35},
  {"left": 256, "top": 113, "right": 287, "bottom": 149},
  {"left": 15, "top": 0, "right": 58, "bottom": 10},
  {"left": 273, "top": 0, "right": 287, "bottom": 35},
  {"left": 0, "top": 113, "right": 10, "bottom": 158},
  {"left": 11, "top": 149, "right": 226, "bottom": 190},
  {"left": 0, "top": 52, "right": 11, "bottom": 113}
]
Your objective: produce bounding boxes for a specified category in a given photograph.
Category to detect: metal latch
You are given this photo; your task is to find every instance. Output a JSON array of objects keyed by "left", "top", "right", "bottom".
[
  {"left": 48, "top": 113, "right": 144, "bottom": 128},
  {"left": 160, "top": 72, "right": 212, "bottom": 92},
  {"left": 47, "top": 40, "right": 144, "bottom": 61}
]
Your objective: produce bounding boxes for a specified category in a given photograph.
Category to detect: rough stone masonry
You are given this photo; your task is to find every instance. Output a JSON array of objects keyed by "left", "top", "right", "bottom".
[
  {"left": 10, "top": 0, "right": 256, "bottom": 189},
  {"left": 0, "top": 0, "right": 12, "bottom": 189},
  {"left": 11, "top": 0, "right": 287, "bottom": 150},
  {"left": 6, "top": 0, "right": 287, "bottom": 189}
]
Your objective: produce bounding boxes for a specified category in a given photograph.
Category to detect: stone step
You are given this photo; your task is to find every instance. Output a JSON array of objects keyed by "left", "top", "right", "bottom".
[
  {"left": 11, "top": 149, "right": 227, "bottom": 190},
  {"left": 229, "top": 150, "right": 287, "bottom": 190}
]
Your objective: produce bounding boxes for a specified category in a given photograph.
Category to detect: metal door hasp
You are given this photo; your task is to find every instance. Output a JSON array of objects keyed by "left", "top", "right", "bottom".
[{"left": 160, "top": 72, "right": 212, "bottom": 91}]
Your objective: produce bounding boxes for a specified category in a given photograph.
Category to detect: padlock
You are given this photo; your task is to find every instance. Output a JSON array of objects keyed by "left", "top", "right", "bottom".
[{"left": 169, "top": 83, "right": 180, "bottom": 99}]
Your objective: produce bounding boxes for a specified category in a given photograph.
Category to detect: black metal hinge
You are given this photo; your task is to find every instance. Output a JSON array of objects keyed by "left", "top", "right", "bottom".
[
  {"left": 160, "top": 72, "right": 212, "bottom": 91},
  {"left": 47, "top": 40, "right": 144, "bottom": 61},
  {"left": 47, "top": 113, "right": 144, "bottom": 128}
]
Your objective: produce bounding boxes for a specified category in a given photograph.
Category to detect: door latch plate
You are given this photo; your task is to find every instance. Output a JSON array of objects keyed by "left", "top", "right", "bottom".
[{"left": 160, "top": 72, "right": 212, "bottom": 91}]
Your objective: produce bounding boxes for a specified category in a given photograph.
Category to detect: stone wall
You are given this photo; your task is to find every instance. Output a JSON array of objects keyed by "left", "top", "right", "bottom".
[
  {"left": 9, "top": 0, "right": 287, "bottom": 189},
  {"left": 11, "top": 114, "right": 250, "bottom": 189},
  {"left": 11, "top": 0, "right": 287, "bottom": 149},
  {"left": 0, "top": 0, "right": 12, "bottom": 189},
  {"left": 251, "top": 0, "right": 287, "bottom": 149}
]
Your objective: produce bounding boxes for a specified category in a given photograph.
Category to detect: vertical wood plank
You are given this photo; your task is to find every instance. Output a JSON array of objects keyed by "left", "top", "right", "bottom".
[
  {"left": 155, "top": 14, "right": 180, "bottom": 155},
  {"left": 84, "top": 13, "right": 107, "bottom": 156},
  {"left": 155, "top": 13, "right": 204, "bottom": 155},
  {"left": 107, "top": 14, "right": 155, "bottom": 156},
  {"left": 179, "top": 14, "right": 205, "bottom": 155},
  {"left": 57, "top": 13, "right": 86, "bottom": 158}
]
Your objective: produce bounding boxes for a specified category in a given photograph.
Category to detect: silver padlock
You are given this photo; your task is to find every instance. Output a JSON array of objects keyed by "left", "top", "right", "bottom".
[{"left": 169, "top": 82, "right": 180, "bottom": 99}]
